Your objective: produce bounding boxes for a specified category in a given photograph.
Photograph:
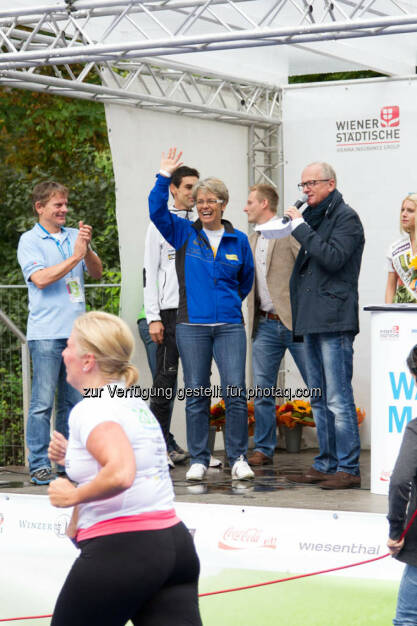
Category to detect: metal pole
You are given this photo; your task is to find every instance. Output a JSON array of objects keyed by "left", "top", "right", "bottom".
[
  {"left": 0, "top": 309, "right": 30, "bottom": 467},
  {"left": 21, "top": 343, "right": 31, "bottom": 467}
]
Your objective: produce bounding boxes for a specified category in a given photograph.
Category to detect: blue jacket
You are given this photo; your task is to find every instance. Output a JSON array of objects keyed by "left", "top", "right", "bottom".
[{"left": 149, "top": 174, "right": 254, "bottom": 324}]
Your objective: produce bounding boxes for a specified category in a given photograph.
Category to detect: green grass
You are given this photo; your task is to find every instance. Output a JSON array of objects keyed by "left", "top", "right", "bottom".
[
  {"left": 0, "top": 569, "right": 398, "bottom": 625},
  {"left": 199, "top": 569, "right": 398, "bottom": 625}
]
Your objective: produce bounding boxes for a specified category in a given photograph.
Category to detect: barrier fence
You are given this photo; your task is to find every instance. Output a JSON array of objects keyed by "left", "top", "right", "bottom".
[{"left": 0, "top": 284, "right": 120, "bottom": 466}]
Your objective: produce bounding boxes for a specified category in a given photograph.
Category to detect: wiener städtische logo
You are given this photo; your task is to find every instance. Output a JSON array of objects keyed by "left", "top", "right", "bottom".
[{"left": 336, "top": 105, "right": 400, "bottom": 153}]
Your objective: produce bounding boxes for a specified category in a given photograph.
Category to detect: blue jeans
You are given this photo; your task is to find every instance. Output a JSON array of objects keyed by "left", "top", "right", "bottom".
[
  {"left": 304, "top": 332, "right": 360, "bottom": 476},
  {"left": 138, "top": 318, "right": 157, "bottom": 378},
  {"left": 137, "top": 318, "right": 177, "bottom": 452},
  {"left": 393, "top": 564, "right": 417, "bottom": 625},
  {"left": 27, "top": 339, "right": 82, "bottom": 473},
  {"left": 176, "top": 323, "right": 248, "bottom": 468},
  {"left": 252, "top": 317, "right": 308, "bottom": 458}
]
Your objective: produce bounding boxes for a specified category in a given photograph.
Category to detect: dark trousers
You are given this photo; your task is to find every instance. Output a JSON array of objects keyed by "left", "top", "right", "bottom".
[
  {"left": 150, "top": 309, "right": 179, "bottom": 444},
  {"left": 51, "top": 523, "right": 202, "bottom": 626}
]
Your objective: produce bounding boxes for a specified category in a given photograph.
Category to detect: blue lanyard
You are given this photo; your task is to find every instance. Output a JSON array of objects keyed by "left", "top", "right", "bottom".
[{"left": 38, "top": 223, "right": 72, "bottom": 261}]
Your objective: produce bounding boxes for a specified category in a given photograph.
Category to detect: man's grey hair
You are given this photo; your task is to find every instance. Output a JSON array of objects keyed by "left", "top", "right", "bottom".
[{"left": 306, "top": 162, "right": 337, "bottom": 187}]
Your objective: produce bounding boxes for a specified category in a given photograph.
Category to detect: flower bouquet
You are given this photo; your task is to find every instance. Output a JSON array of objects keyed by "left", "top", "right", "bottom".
[
  {"left": 210, "top": 399, "right": 256, "bottom": 435},
  {"left": 276, "top": 401, "right": 366, "bottom": 429},
  {"left": 276, "top": 400, "right": 315, "bottom": 429}
]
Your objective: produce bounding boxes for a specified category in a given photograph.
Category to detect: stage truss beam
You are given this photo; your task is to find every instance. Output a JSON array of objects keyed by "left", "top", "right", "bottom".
[{"left": 0, "top": 1, "right": 415, "bottom": 70}]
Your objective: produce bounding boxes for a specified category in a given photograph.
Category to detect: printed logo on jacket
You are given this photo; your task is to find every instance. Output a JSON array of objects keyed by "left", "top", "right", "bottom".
[{"left": 336, "top": 105, "right": 400, "bottom": 153}]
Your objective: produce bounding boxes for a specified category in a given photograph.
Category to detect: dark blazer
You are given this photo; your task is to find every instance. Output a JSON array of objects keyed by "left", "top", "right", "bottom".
[{"left": 289, "top": 189, "right": 365, "bottom": 336}]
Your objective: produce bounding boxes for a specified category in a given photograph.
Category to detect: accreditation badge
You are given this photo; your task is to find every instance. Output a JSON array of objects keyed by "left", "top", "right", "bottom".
[{"left": 65, "top": 276, "right": 85, "bottom": 303}]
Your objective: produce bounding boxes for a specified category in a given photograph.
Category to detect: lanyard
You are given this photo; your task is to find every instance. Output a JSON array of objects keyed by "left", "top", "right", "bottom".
[{"left": 38, "top": 223, "right": 72, "bottom": 261}]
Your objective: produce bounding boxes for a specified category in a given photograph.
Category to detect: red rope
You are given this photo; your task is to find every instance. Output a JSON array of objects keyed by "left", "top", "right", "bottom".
[
  {"left": 2, "top": 508, "right": 416, "bottom": 622},
  {"left": 199, "top": 552, "right": 390, "bottom": 597},
  {"left": 0, "top": 616, "right": 51, "bottom": 623}
]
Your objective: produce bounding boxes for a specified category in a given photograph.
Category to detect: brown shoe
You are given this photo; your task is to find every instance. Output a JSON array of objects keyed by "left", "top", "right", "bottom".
[
  {"left": 287, "top": 466, "right": 335, "bottom": 484},
  {"left": 320, "top": 472, "right": 361, "bottom": 490},
  {"left": 248, "top": 451, "right": 273, "bottom": 466}
]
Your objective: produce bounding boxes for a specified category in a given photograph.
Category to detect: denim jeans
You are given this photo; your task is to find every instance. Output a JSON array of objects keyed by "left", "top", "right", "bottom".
[
  {"left": 304, "top": 332, "right": 360, "bottom": 476},
  {"left": 138, "top": 318, "right": 157, "bottom": 378},
  {"left": 27, "top": 339, "right": 82, "bottom": 473},
  {"left": 176, "top": 323, "right": 248, "bottom": 468},
  {"left": 393, "top": 564, "right": 417, "bottom": 625},
  {"left": 252, "top": 317, "right": 308, "bottom": 458},
  {"left": 137, "top": 317, "right": 177, "bottom": 452}
]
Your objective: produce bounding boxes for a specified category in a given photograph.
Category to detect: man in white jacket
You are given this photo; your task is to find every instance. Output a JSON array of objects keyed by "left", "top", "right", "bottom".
[{"left": 144, "top": 165, "right": 199, "bottom": 464}]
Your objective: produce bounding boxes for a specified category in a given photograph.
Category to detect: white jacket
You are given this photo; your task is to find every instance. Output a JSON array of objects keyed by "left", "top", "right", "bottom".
[{"left": 143, "top": 206, "right": 194, "bottom": 323}]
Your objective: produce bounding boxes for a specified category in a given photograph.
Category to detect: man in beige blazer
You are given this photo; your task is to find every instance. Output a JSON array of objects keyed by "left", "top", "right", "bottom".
[{"left": 245, "top": 184, "right": 308, "bottom": 465}]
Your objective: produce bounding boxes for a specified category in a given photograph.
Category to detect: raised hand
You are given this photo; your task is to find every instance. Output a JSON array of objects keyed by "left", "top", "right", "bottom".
[{"left": 160, "top": 147, "right": 184, "bottom": 175}]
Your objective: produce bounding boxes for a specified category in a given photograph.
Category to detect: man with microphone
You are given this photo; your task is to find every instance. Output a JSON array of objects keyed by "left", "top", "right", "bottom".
[
  {"left": 244, "top": 184, "right": 308, "bottom": 466},
  {"left": 284, "top": 162, "right": 364, "bottom": 489}
]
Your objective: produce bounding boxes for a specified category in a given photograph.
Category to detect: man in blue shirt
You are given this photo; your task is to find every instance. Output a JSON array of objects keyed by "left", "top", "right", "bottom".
[{"left": 17, "top": 181, "right": 102, "bottom": 484}]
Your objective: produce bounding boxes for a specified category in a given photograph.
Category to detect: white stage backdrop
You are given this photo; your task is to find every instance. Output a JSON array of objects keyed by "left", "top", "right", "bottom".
[
  {"left": 104, "top": 106, "right": 248, "bottom": 449},
  {"left": 282, "top": 77, "right": 417, "bottom": 448}
]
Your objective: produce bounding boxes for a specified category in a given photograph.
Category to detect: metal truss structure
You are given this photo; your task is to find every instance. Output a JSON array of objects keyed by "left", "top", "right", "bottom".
[{"left": 0, "top": 0, "right": 416, "bottom": 186}]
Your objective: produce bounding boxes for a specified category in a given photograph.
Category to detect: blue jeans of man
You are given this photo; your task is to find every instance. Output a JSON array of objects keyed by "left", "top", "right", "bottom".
[
  {"left": 27, "top": 339, "right": 82, "bottom": 473},
  {"left": 137, "top": 318, "right": 177, "bottom": 453},
  {"left": 176, "top": 323, "right": 248, "bottom": 468},
  {"left": 304, "top": 332, "right": 360, "bottom": 476},
  {"left": 393, "top": 564, "right": 417, "bottom": 625},
  {"left": 252, "top": 317, "right": 308, "bottom": 458}
]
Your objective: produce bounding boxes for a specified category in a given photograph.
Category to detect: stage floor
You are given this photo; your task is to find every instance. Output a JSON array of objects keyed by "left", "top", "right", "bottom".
[{"left": 0, "top": 449, "right": 388, "bottom": 515}]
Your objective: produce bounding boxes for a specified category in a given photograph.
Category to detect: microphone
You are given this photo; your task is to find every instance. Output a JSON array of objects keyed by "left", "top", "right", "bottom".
[{"left": 282, "top": 194, "right": 308, "bottom": 224}]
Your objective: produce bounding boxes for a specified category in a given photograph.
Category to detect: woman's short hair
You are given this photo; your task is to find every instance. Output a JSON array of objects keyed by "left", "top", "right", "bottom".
[
  {"left": 192, "top": 178, "right": 229, "bottom": 205},
  {"left": 407, "top": 344, "right": 417, "bottom": 378},
  {"left": 400, "top": 194, "right": 417, "bottom": 240},
  {"left": 73, "top": 311, "right": 138, "bottom": 387}
]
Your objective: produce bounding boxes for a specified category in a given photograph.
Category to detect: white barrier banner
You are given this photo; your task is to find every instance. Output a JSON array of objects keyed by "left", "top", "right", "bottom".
[{"left": 0, "top": 494, "right": 403, "bottom": 623}]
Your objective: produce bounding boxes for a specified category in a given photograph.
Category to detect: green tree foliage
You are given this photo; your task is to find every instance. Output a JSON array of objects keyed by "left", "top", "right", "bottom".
[
  {"left": 0, "top": 88, "right": 120, "bottom": 284},
  {"left": 289, "top": 69, "right": 385, "bottom": 84}
]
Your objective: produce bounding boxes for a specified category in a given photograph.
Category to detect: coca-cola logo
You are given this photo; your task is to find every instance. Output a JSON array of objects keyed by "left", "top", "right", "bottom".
[
  {"left": 379, "top": 470, "right": 391, "bottom": 482},
  {"left": 218, "top": 526, "right": 277, "bottom": 550}
]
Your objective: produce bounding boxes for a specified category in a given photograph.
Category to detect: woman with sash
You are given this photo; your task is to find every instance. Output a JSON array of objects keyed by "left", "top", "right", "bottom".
[{"left": 386, "top": 194, "right": 417, "bottom": 303}]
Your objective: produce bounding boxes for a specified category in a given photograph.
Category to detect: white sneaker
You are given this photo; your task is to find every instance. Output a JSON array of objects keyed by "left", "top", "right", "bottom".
[
  {"left": 186, "top": 463, "right": 207, "bottom": 481},
  {"left": 231, "top": 455, "right": 255, "bottom": 480},
  {"left": 209, "top": 455, "right": 222, "bottom": 468}
]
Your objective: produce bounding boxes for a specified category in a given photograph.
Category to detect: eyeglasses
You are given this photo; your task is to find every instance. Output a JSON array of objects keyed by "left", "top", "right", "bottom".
[
  {"left": 196, "top": 199, "right": 223, "bottom": 207},
  {"left": 297, "top": 179, "right": 331, "bottom": 191}
]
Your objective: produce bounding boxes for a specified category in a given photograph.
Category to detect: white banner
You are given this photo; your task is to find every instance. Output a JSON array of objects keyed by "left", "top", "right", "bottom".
[{"left": 0, "top": 494, "right": 403, "bottom": 623}]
